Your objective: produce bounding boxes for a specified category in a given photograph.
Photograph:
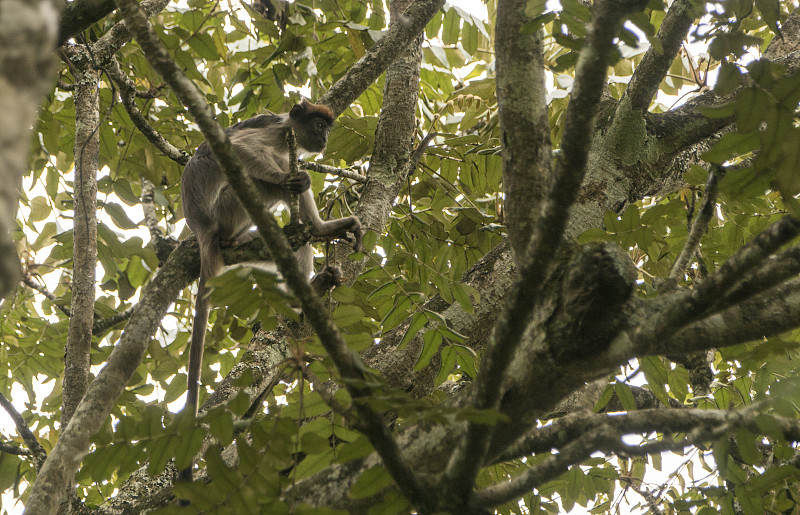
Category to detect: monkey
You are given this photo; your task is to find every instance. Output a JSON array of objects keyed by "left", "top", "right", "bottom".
[{"left": 178, "top": 99, "right": 362, "bottom": 481}]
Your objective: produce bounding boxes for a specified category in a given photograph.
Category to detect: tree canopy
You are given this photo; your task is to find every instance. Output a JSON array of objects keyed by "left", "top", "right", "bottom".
[{"left": 3, "top": 0, "right": 800, "bottom": 513}]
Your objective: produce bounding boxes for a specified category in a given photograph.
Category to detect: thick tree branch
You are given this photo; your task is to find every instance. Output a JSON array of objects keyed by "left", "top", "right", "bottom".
[
  {"left": 90, "top": 0, "right": 171, "bottom": 64},
  {"left": 647, "top": 49, "right": 800, "bottom": 154},
  {"left": 716, "top": 244, "right": 800, "bottom": 310},
  {"left": 58, "top": 0, "right": 117, "bottom": 47},
  {"left": 494, "top": 0, "right": 551, "bottom": 262},
  {"left": 630, "top": 215, "right": 800, "bottom": 349},
  {"left": 317, "top": 0, "right": 445, "bottom": 116},
  {"left": 0, "top": 0, "right": 61, "bottom": 301},
  {"left": 61, "top": 48, "right": 100, "bottom": 429},
  {"left": 444, "top": 0, "right": 648, "bottom": 501},
  {"left": 658, "top": 277, "right": 800, "bottom": 355},
  {"left": 23, "top": 241, "right": 199, "bottom": 514},
  {"left": 113, "top": 0, "right": 432, "bottom": 510},
  {"left": 626, "top": 0, "right": 697, "bottom": 111}
]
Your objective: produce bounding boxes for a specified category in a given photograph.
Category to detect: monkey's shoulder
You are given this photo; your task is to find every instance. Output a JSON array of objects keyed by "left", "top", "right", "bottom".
[
  {"left": 227, "top": 114, "right": 285, "bottom": 132},
  {"left": 192, "top": 114, "right": 287, "bottom": 159}
]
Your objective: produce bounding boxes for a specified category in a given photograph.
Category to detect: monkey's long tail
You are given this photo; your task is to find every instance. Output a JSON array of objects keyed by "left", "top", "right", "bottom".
[{"left": 178, "top": 236, "right": 223, "bottom": 485}]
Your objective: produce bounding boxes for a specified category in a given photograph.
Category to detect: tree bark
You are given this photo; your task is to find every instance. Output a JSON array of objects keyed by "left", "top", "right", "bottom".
[{"left": 62, "top": 53, "right": 100, "bottom": 427}]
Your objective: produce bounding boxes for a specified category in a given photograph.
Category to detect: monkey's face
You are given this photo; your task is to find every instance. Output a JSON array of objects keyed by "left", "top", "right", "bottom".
[
  {"left": 297, "top": 116, "right": 331, "bottom": 153},
  {"left": 290, "top": 100, "right": 335, "bottom": 154}
]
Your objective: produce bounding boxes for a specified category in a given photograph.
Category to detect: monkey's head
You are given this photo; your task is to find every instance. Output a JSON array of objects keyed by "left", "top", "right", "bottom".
[{"left": 289, "top": 99, "right": 335, "bottom": 153}]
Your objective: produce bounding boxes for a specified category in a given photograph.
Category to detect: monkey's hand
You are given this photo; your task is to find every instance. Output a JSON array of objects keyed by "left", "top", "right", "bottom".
[
  {"left": 282, "top": 171, "right": 311, "bottom": 194},
  {"left": 310, "top": 266, "right": 343, "bottom": 294}
]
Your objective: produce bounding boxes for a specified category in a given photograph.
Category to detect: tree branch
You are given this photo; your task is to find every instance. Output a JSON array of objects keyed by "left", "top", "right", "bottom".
[
  {"left": 444, "top": 0, "right": 648, "bottom": 502},
  {"left": 318, "top": 0, "right": 445, "bottom": 116},
  {"left": 474, "top": 404, "right": 787, "bottom": 510},
  {"left": 716, "top": 244, "right": 800, "bottom": 310},
  {"left": 300, "top": 160, "right": 366, "bottom": 183},
  {"left": 0, "top": 393, "right": 46, "bottom": 469},
  {"left": 23, "top": 241, "right": 199, "bottom": 514},
  {"left": 61, "top": 49, "right": 100, "bottom": 429},
  {"left": 626, "top": 0, "right": 697, "bottom": 111},
  {"left": 494, "top": 0, "right": 551, "bottom": 262},
  {"left": 141, "top": 178, "right": 179, "bottom": 264},
  {"left": 631, "top": 215, "right": 800, "bottom": 349},
  {"left": 667, "top": 165, "right": 723, "bottom": 283},
  {"left": 104, "top": 57, "right": 189, "bottom": 166},
  {"left": 58, "top": 0, "right": 117, "bottom": 47},
  {"left": 92, "top": 306, "right": 135, "bottom": 336},
  {"left": 658, "top": 277, "right": 800, "bottom": 355},
  {"left": 21, "top": 274, "right": 70, "bottom": 318},
  {"left": 90, "top": 0, "right": 171, "bottom": 64}
]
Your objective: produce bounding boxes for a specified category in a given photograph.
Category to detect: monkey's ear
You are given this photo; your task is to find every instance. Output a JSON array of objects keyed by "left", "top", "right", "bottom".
[{"left": 290, "top": 98, "right": 310, "bottom": 119}]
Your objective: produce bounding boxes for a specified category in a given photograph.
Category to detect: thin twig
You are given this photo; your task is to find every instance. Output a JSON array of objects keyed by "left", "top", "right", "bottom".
[
  {"left": 21, "top": 274, "right": 70, "bottom": 318},
  {"left": 401, "top": 131, "right": 437, "bottom": 178},
  {"left": 299, "top": 160, "right": 367, "bottom": 183},
  {"left": 104, "top": 57, "right": 189, "bottom": 166},
  {"left": 0, "top": 442, "right": 31, "bottom": 456},
  {"left": 141, "top": 178, "right": 179, "bottom": 263},
  {"left": 668, "top": 165, "right": 723, "bottom": 284},
  {"left": 0, "top": 393, "right": 46, "bottom": 469}
]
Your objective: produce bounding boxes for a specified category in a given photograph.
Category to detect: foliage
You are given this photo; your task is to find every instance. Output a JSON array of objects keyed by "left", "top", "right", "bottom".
[{"left": 7, "top": 0, "right": 800, "bottom": 513}]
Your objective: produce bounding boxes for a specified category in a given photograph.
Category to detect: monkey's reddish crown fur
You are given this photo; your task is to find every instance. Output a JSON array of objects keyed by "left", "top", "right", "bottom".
[{"left": 291, "top": 98, "right": 335, "bottom": 125}]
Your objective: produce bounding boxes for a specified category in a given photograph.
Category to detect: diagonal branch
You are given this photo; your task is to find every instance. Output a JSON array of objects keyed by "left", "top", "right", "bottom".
[
  {"left": 113, "top": 0, "right": 432, "bottom": 511},
  {"left": 657, "top": 277, "right": 800, "bottom": 356},
  {"left": 21, "top": 274, "right": 70, "bottom": 318},
  {"left": 634, "top": 215, "right": 800, "bottom": 348},
  {"left": 443, "top": 0, "right": 649, "bottom": 502},
  {"left": 317, "top": 0, "right": 444, "bottom": 116},
  {"left": 626, "top": 0, "right": 698, "bottom": 111},
  {"left": 715, "top": 244, "right": 800, "bottom": 310},
  {"left": 104, "top": 57, "right": 189, "bottom": 166},
  {"left": 667, "top": 164, "right": 723, "bottom": 283},
  {"left": 0, "top": 393, "right": 46, "bottom": 470}
]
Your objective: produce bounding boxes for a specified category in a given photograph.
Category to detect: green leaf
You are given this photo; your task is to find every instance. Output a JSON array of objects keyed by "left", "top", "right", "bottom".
[
  {"left": 414, "top": 329, "right": 443, "bottom": 371},
  {"left": 105, "top": 202, "right": 139, "bottom": 229},
  {"left": 399, "top": 311, "right": 427, "bottom": 349},
  {"left": 755, "top": 0, "right": 781, "bottom": 37},
  {"left": 735, "top": 87, "right": 770, "bottom": 133},
  {"left": 188, "top": 33, "right": 220, "bottom": 61},
  {"left": 30, "top": 196, "right": 49, "bottom": 222},
  {"left": 614, "top": 381, "right": 637, "bottom": 411},
  {"left": 734, "top": 429, "right": 762, "bottom": 465},
  {"left": 442, "top": 8, "right": 460, "bottom": 46}
]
